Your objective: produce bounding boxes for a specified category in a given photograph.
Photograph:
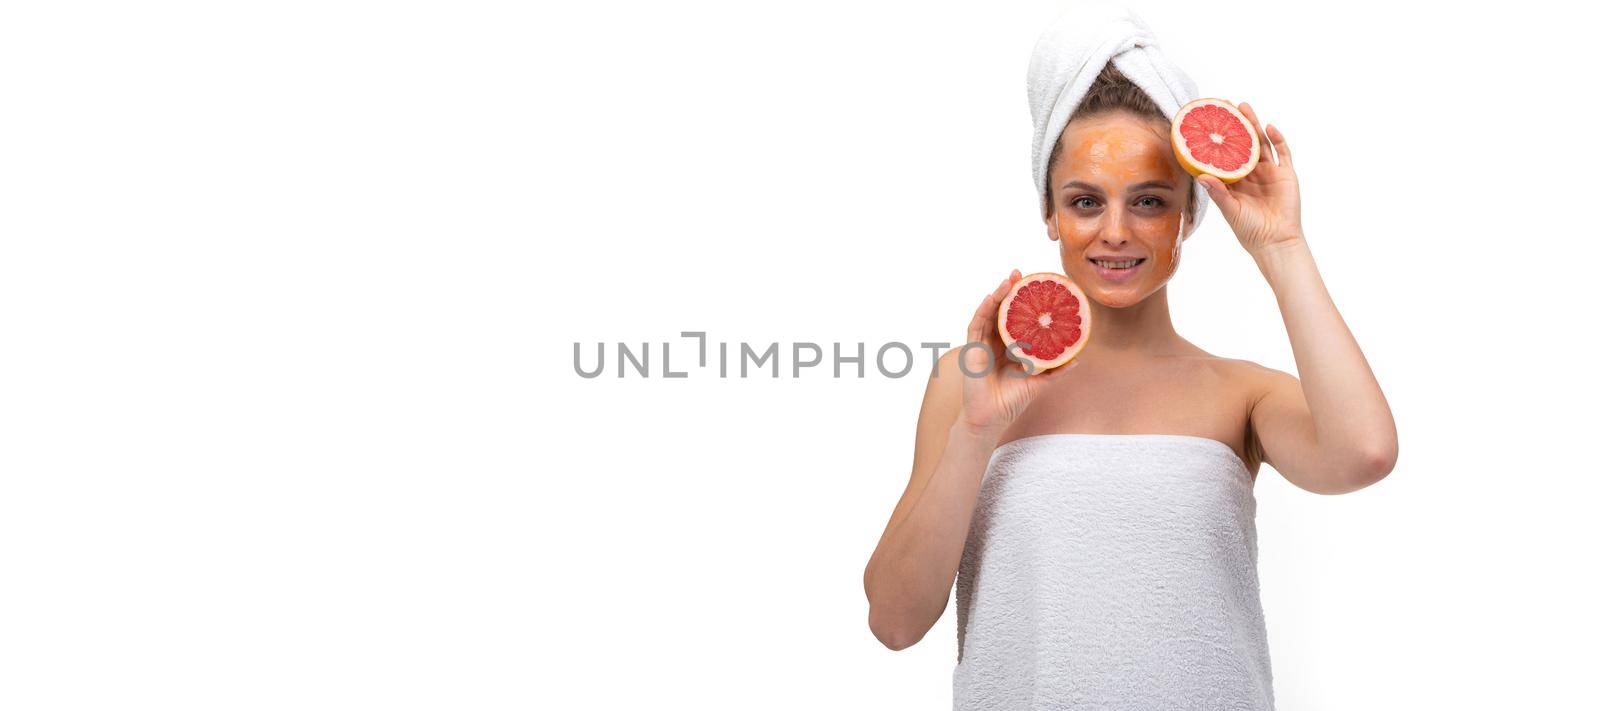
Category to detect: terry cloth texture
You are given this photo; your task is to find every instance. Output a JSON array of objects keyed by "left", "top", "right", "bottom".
[{"left": 953, "top": 434, "right": 1274, "bottom": 710}]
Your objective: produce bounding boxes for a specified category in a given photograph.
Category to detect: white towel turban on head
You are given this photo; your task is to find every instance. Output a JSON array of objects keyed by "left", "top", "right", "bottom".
[{"left": 1027, "top": 2, "right": 1209, "bottom": 232}]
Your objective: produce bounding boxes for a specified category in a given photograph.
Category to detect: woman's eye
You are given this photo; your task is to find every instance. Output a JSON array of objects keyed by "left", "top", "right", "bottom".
[
  {"left": 1135, "top": 196, "right": 1164, "bottom": 208},
  {"left": 1072, "top": 197, "right": 1098, "bottom": 209}
]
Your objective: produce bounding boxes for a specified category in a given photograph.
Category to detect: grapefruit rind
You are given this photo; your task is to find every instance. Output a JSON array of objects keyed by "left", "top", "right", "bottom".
[
  {"left": 996, "top": 272, "right": 1092, "bottom": 373},
  {"left": 1171, "top": 98, "right": 1260, "bottom": 183}
]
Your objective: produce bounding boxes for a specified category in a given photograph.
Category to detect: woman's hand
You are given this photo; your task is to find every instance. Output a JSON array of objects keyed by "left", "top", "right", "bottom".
[
  {"left": 954, "top": 270, "right": 1076, "bottom": 434},
  {"left": 1194, "top": 102, "right": 1305, "bottom": 259}
]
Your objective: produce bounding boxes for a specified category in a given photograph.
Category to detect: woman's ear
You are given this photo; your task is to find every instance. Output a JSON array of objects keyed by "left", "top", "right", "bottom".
[{"left": 1044, "top": 208, "right": 1061, "bottom": 242}]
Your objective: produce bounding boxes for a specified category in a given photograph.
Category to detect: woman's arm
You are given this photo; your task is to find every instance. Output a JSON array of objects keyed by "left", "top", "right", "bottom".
[
  {"left": 1199, "top": 103, "right": 1399, "bottom": 495},
  {"left": 1249, "top": 240, "right": 1398, "bottom": 494},
  {"left": 863, "top": 272, "right": 1073, "bottom": 650},
  {"left": 862, "top": 357, "right": 993, "bottom": 650}
]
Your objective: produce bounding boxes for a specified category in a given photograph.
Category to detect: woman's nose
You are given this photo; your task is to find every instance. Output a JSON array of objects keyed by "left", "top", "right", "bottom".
[{"left": 1100, "top": 207, "right": 1132, "bottom": 245}]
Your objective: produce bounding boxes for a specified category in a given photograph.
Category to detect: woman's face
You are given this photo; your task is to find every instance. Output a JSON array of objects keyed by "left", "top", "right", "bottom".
[{"left": 1046, "top": 111, "right": 1193, "bottom": 308}]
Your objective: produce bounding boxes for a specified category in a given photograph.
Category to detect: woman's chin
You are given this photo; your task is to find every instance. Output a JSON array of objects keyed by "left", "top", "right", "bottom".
[{"left": 1081, "top": 281, "right": 1148, "bottom": 308}]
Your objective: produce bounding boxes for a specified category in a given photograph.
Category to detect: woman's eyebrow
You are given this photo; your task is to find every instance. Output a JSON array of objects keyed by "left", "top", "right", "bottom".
[
  {"left": 1059, "top": 180, "right": 1176, "bottom": 193},
  {"left": 1127, "top": 180, "right": 1176, "bottom": 191}
]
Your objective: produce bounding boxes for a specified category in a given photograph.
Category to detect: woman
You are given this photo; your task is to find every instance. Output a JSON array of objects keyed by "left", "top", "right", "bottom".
[{"left": 861, "top": 7, "right": 1398, "bottom": 709}]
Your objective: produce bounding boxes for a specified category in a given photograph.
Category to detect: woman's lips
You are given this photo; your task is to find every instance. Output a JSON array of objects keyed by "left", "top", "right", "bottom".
[{"left": 1089, "top": 257, "right": 1146, "bottom": 283}]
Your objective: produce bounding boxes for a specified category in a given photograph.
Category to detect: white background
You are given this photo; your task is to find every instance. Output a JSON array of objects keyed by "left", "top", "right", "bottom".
[{"left": 2, "top": 1, "right": 1596, "bottom": 708}]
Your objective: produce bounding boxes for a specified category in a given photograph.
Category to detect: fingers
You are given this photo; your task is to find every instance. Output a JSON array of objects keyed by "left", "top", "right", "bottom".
[
  {"left": 1196, "top": 174, "right": 1238, "bottom": 216},
  {"left": 965, "top": 280, "right": 1003, "bottom": 345},
  {"left": 1032, "top": 359, "right": 1075, "bottom": 379},
  {"left": 1265, "top": 123, "right": 1292, "bottom": 168},
  {"left": 1237, "top": 102, "right": 1277, "bottom": 168},
  {"left": 1005, "top": 353, "right": 1080, "bottom": 381},
  {"left": 967, "top": 270, "right": 1021, "bottom": 345}
]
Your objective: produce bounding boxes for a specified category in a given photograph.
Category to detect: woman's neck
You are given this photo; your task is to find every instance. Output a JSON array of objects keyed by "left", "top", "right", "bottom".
[{"left": 1081, "top": 287, "right": 1186, "bottom": 356}]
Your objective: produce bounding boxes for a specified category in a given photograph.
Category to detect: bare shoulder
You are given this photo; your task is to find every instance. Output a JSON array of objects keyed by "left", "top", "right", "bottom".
[
  {"left": 1170, "top": 351, "right": 1292, "bottom": 393},
  {"left": 1192, "top": 355, "right": 1295, "bottom": 410},
  {"left": 1202, "top": 356, "right": 1300, "bottom": 465},
  {"left": 1226, "top": 357, "right": 1297, "bottom": 393}
]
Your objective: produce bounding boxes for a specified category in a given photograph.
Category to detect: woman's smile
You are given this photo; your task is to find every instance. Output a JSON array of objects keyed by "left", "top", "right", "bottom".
[{"left": 1087, "top": 255, "right": 1147, "bottom": 282}]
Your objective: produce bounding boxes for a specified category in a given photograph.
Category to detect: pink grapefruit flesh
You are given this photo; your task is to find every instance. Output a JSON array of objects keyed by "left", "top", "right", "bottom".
[
  {"left": 1171, "top": 98, "right": 1260, "bottom": 183},
  {"left": 996, "top": 272, "right": 1091, "bottom": 373}
]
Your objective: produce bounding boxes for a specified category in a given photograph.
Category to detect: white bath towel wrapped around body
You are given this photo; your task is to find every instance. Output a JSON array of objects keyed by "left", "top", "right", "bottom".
[{"left": 953, "top": 434, "right": 1275, "bottom": 709}]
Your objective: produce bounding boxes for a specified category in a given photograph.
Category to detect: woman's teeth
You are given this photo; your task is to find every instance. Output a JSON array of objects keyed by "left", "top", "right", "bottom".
[{"left": 1090, "top": 258, "right": 1145, "bottom": 269}]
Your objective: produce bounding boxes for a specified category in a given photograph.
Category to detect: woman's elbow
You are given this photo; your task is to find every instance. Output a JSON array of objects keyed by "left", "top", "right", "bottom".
[
  {"left": 864, "top": 571, "right": 929, "bottom": 650},
  {"left": 868, "top": 605, "right": 927, "bottom": 651},
  {"left": 1349, "top": 441, "right": 1398, "bottom": 490},
  {"left": 1315, "top": 445, "right": 1397, "bottom": 494}
]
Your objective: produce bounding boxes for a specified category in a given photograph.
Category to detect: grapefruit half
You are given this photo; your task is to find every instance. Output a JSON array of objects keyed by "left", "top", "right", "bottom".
[
  {"left": 996, "top": 272, "right": 1091, "bottom": 373},
  {"left": 1171, "top": 98, "right": 1260, "bottom": 183}
]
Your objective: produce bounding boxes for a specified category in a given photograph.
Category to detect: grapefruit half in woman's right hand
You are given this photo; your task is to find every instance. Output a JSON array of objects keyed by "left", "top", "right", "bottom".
[{"left": 996, "top": 272, "right": 1091, "bottom": 374}]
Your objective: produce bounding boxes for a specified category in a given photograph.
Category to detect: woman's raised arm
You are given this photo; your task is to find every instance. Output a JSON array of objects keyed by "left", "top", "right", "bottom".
[{"left": 1198, "top": 103, "right": 1399, "bottom": 494}]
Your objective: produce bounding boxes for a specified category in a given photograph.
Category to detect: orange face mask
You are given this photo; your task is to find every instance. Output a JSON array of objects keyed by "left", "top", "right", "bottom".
[{"left": 1053, "top": 195, "right": 1188, "bottom": 303}]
